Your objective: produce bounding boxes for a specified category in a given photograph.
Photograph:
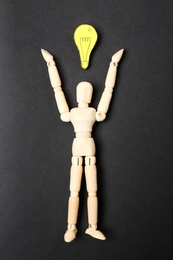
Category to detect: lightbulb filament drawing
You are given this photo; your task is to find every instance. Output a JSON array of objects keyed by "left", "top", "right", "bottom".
[
  {"left": 74, "top": 24, "right": 98, "bottom": 69},
  {"left": 80, "top": 37, "right": 91, "bottom": 68}
]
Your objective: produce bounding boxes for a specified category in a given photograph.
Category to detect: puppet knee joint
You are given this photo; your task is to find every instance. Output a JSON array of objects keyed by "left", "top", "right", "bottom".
[
  {"left": 88, "top": 192, "right": 97, "bottom": 198},
  {"left": 70, "top": 191, "right": 79, "bottom": 198}
]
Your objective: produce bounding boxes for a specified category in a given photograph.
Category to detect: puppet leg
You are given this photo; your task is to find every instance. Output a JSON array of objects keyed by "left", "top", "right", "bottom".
[
  {"left": 64, "top": 156, "right": 83, "bottom": 242},
  {"left": 85, "top": 156, "right": 106, "bottom": 240}
]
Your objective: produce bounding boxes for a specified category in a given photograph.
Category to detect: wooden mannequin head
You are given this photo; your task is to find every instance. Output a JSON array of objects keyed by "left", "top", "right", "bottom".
[{"left": 76, "top": 82, "right": 93, "bottom": 106}]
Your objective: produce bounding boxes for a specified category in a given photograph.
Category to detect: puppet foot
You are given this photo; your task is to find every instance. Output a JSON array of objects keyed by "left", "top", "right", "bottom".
[
  {"left": 85, "top": 226, "right": 106, "bottom": 240},
  {"left": 64, "top": 226, "right": 77, "bottom": 243}
]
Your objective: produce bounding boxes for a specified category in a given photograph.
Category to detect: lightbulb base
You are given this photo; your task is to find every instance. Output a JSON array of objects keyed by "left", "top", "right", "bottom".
[{"left": 81, "top": 61, "right": 89, "bottom": 69}]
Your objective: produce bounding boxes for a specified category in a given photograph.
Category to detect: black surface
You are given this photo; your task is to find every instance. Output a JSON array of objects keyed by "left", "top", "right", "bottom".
[{"left": 0, "top": 1, "right": 173, "bottom": 259}]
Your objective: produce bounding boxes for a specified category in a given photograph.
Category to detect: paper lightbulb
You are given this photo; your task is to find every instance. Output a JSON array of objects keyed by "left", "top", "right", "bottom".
[{"left": 74, "top": 24, "right": 98, "bottom": 69}]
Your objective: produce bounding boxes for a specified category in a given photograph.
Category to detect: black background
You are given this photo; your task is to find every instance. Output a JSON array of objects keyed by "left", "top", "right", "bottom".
[{"left": 0, "top": 1, "right": 173, "bottom": 259}]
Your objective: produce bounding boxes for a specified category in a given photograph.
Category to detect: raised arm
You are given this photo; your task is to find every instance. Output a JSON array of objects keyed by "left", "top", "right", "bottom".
[
  {"left": 41, "top": 49, "right": 70, "bottom": 122},
  {"left": 96, "top": 49, "right": 124, "bottom": 122}
]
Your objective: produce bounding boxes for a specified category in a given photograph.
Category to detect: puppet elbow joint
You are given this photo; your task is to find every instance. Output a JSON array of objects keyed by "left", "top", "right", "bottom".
[
  {"left": 60, "top": 112, "right": 71, "bottom": 122},
  {"left": 96, "top": 111, "right": 106, "bottom": 122}
]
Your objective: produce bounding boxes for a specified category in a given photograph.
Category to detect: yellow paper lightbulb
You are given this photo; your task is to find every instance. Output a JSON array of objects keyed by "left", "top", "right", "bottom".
[{"left": 74, "top": 24, "right": 98, "bottom": 69}]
